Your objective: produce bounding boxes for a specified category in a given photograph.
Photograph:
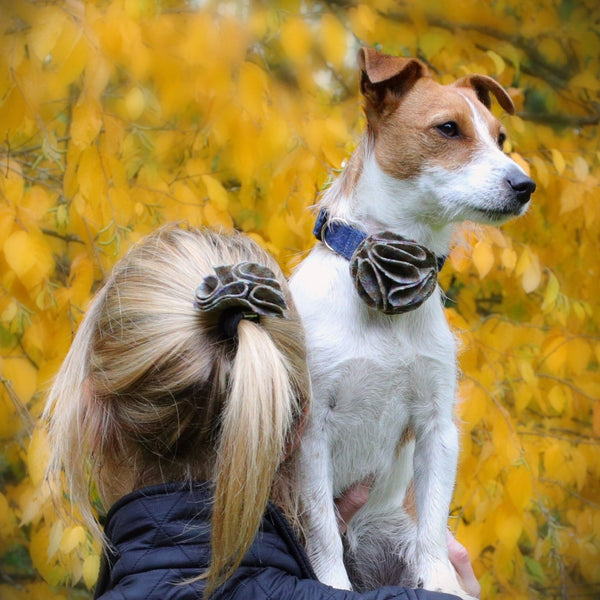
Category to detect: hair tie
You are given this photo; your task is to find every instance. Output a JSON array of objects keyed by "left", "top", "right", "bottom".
[
  {"left": 194, "top": 262, "right": 287, "bottom": 338},
  {"left": 218, "top": 308, "right": 260, "bottom": 339}
]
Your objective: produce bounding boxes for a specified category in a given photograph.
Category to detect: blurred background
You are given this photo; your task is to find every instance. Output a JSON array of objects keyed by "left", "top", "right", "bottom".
[{"left": 0, "top": 1, "right": 598, "bottom": 598}]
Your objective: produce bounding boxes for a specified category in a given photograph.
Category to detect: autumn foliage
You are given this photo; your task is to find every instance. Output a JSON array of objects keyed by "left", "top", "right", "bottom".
[{"left": 0, "top": 1, "right": 599, "bottom": 599}]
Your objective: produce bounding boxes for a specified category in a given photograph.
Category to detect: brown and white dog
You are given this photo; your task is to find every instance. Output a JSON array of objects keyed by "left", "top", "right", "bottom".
[{"left": 290, "top": 48, "right": 534, "bottom": 597}]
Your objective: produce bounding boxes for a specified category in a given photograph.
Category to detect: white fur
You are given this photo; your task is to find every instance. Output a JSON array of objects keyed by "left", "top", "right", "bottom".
[{"left": 290, "top": 85, "right": 531, "bottom": 597}]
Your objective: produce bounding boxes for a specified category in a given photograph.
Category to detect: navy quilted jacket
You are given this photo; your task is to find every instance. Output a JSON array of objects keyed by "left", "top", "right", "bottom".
[{"left": 94, "top": 482, "right": 461, "bottom": 600}]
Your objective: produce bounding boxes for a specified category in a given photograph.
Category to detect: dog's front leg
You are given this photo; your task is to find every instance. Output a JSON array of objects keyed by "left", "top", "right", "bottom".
[
  {"left": 412, "top": 413, "right": 469, "bottom": 597},
  {"left": 299, "top": 425, "right": 352, "bottom": 590}
]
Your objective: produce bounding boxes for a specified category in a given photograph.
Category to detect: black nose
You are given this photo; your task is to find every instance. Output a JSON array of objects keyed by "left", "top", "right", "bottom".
[{"left": 508, "top": 172, "right": 536, "bottom": 204}]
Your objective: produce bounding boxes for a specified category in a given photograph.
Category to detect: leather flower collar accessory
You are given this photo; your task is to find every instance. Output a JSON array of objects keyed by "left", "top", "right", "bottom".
[{"left": 349, "top": 232, "right": 438, "bottom": 315}]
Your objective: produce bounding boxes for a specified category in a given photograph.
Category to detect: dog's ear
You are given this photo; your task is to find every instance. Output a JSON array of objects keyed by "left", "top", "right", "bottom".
[
  {"left": 357, "top": 47, "right": 428, "bottom": 112},
  {"left": 452, "top": 74, "right": 515, "bottom": 115}
]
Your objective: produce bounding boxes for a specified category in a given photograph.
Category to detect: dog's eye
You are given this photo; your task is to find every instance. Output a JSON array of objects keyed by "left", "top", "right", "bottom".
[
  {"left": 436, "top": 122, "right": 460, "bottom": 138},
  {"left": 498, "top": 132, "right": 507, "bottom": 149}
]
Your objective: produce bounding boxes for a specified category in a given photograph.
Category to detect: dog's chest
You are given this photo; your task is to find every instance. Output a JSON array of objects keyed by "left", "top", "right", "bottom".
[{"left": 291, "top": 248, "right": 457, "bottom": 489}]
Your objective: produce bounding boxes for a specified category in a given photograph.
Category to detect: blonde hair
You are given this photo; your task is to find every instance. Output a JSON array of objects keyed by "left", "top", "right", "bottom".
[{"left": 44, "top": 224, "right": 310, "bottom": 596}]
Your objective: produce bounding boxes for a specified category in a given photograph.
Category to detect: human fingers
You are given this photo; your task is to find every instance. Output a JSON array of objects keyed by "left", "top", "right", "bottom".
[
  {"left": 335, "top": 480, "right": 371, "bottom": 534},
  {"left": 447, "top": 530, "right": 481, "bottom": 599}
]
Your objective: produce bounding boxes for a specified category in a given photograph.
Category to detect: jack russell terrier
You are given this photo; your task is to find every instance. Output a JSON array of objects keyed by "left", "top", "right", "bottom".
[{"left": 290, "top": 47, "right": 535, "bottom": 597}]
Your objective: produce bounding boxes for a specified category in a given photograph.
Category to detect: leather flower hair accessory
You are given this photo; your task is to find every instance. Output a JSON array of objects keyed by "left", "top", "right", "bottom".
[
  {"left": 349, "top": 232, "right": 438, "bottom": 315},
  {"left": 194, "top": 262, "right": 287, "bottom": 337}
]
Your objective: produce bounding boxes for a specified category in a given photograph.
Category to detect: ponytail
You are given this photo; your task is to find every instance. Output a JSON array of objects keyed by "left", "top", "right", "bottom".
[{"left": 203, "top": 318, "right": 300, "bottom": 596}]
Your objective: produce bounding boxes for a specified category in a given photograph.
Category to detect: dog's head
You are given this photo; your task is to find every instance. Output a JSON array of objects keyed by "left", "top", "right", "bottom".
[{"left": 357, "top": 48, "right": 535, "bottom": 227}]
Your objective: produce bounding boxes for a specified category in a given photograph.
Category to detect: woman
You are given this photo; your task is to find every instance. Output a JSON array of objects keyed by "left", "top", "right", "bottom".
[{"left": 44, "top": 224, "right": 479, "bottom": 599}]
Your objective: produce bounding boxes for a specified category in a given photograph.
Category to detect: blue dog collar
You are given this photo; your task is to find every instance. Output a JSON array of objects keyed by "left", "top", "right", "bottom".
[
  {"left": 313, "top": 209, "right": 447, "bottom": 271},
  {"left": 313, "top": 209, "right": 368, "bottom": 261}
]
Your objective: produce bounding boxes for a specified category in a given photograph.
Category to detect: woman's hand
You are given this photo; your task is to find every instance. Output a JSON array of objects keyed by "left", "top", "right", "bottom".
[{"left": 446, "top": 531, "right": 481, "bottom": 599}]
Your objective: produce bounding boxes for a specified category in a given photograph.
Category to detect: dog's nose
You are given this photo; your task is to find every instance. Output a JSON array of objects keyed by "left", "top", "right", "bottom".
[{"left": 507, "top": 171, "right": 536, "bottom": 204}]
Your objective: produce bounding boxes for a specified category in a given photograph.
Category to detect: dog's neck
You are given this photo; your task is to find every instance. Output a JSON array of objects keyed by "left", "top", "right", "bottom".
[{"left": 319, "top": 135, "right": 455, "bottom": 258}]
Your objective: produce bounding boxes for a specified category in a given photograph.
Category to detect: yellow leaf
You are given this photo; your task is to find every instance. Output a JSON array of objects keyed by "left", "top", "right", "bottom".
[
  {"left": 280, "top": 17, "right": 312, "bottom": 63},
  {"left": 520, "top": 250, "right": 541, "bottom": 293},
  {"left": 593, "top": 400, "right": 600, "bottom": 437},
  {"left": 570, "top": 448, "right": 588, "bottom": 491},
  {"left": 548, "top": 385, "right": 567, "bottom": 414},
  {"left": 70, "top": 96, "right": 103, "bottom": 149},
  {"left": 3, "top": 230, "right": 55, "bottom": 289},
  {"left": 501, "top": 247, "right": 517, "bottom": 272},
  {"left": 68, "top": 254, "right": 95, "bottom": 307},
  {"left": 495, "top": 506, "right": 523, "bottom": 550},
  {"left": 348, "top": 4, "right": 377, "bottom": 40},
  {"left": 560, "top": 182, "right": 584, "bottom": 214},
  {"left": 0, "top": 87, "right": 27, "bottom": 138},
  {"left": 19, "top": 481, "right": 51, "bottom": 526},
  {"left": 458, "top": 383, "right": 487, "bottom": 425},
  {"left": 1, "top": 356, "right": 38, "bottom": 406},
  {"left": 572, "top": 156, "right": 589, "bottom": 182},
  {"left": 77, "top": 147, "right": 106, "bottom": 209},
  {"left": 82, "top": 553, "right": 100, "bottom": 589},
  {"left": 542, "top": 335, "right": 568, "bottom": 377},
  {"left": 27, "top": 428, "right": 51, "bottom": 488},
  {"left": 570, "top": 70, "right": 600, "bottom": 92},
  {"left": 59, "top": 525, "right": 87, "bottom": 554},
  {"left": 203, "top": 202, "right": 233, "bottom": 229},
  {"left": 542, "top": 272, "right": 560, "bottom": 313},
  {"left": 0, "top": 162, "right": 24, "bottom": 206},
  {"left": 30, "top": 525, "right": 59, "bottom": 585},
  {"left": 505, "top": 466, "right": 533, "bottom": 511},
  {"left": 48, "top": 519, "right": 64, "bottom": 560},
  {"left": 419, "top": 29, "right": 449, "bottom": 60},
  {"left": 449, "top": 245, "right": 470, "bottom": 273},
  {"left": 518, "top": 359, "right": 537, "bottom": 387},
  {"left": 27, "top": 6, "right": 67, "bottom": 63},
  {"left": 124, "top": 86, "right": 145, "bottom": 120},
  {"left": 565, "top": 338, "right": 592, "bottom": 376},
  {"left": 551, "top": 149, "right": 565, "bottom": 174},
  {"left": 531, "top": 155, "right": 549, "bottom": 189},
  {"left": 486, "top": 227, "right": 509, "bottom": 248},
  {"left": 320, "top": 14, "right": 347, "bottom": 68},
  {"left": 472, "top": 240, "right": 494, "bottom": 278},
  {"left": 514, "top": 382, "right": 532, "bottom": 412},
  {"left": 486, "top": 50, "right": 505, "bottom": 75},
  {"left": 239, "top": 61, "right": 268, "bottom": 118},
  {"left": 201, "top": 175, "right": 229, "bottom": 212}
]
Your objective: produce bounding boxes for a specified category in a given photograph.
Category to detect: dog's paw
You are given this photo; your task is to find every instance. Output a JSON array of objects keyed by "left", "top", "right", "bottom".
[
  {"left": 422, "top": 559, "right": 477, "bottom": 600},
  {"left": 313, "top": 557, "right": 353, "bottom": 590},
  {"left": 321, "top": 570, "right": 353, "bottom": 591}
]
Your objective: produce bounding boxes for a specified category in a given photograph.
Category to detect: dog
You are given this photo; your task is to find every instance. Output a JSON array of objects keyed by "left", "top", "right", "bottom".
[{"left": 289, "top": 47, "right": 535, "bottom": 597}]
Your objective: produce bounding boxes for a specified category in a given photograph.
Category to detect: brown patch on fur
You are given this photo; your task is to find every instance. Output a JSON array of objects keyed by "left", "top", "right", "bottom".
[
  {"left": 403, "top": 479, "right": 417, "bottom": 521},
  {"left": 397, "top": 426, "right": 415, "bottom": 452},
  {"left": 396, "top": 427, "right": 416, "bottom": 520},
  {"left": 371, "top": 77, "right": 505, "bottom": 180}
]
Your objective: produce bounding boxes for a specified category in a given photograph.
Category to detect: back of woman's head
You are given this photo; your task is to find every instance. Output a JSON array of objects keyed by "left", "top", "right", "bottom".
[{"left": 44, "top": 223, "right": 310, "bottom": 595}]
